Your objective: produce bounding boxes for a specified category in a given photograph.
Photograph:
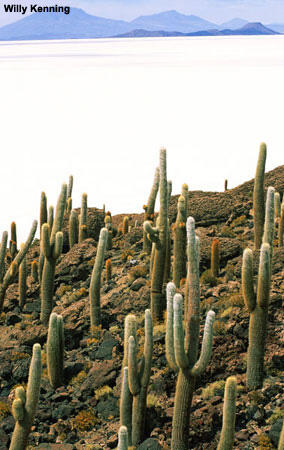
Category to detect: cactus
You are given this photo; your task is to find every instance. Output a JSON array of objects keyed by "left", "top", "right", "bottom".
[
  {"left": 128, "top": 309, "right": 153, "bottom": 446},
  {"left": 10, "top": 222, "right": 18, "bottom": 258},
  {"left": 211, "top": 238, "right": 220, "bottom": 278},
  {"left": 253, "top": 143, "right": 267, "bottom": 250},
  {"left": 217, "top": 376, "right": 237, "bottom": 450},
  {"left": 48, "top": 205, "right": 54, "bottom": 231},
  {"left": 104, "top": 215, "right": 113, "bottom": 250},
  {"left": 181, "top": 183, "right": 189, "bottom": 218},
  {"left": 66, "top": 197, "right": 72, "bottom": 214},
  {"left": 242, "top": 242, "right": 271, "bottom": 389},
  {"left": 47, "top": 312, "right": 64, "bottom": 388},
  {"left": 143, "top": 167, "right": 160, "bottom": 254},
  {"left": 31, "top": 260, "right": 38, "bottom": 283},
  {"left": 40, "top": 184, "right": 66, "bottom": 324},
  {"left": 262, "top": 186, "right": 275, "bottom": 250},
  {"left": 0, "top": 231, "right": 8, "bottom": 283},
  {"left": 40, "top": 192, "right": 47, "bottom": 239},
  {"left": 120, "top": 367, "right": 132, "bottom": 444},
  {"left": 89, "top": 227, "right": 108, "bottom": 329},
  {"left": 105, "top": 258, "right": 112, "bottom": 282},
  {"left": 19, "top": 249, "right": 27, "bottom": 308},
  {"left": 274, "top": 192, "right": 281, "bottom": 219},
  {"left": 69, "top": 210, "right": 79, "bottom": 249},
  {"left": 9, "top": 343, "right": 42, "bottom": 450},
  {"left": 173, "top": 195, "right": 187, "bottom": 287},
  {"left": 79, "top": 193, "right": 88, "bottom": 243},
  {"left": 279, "top": 201, "right": 284, "bottom": 247},
  {"left": 143, "top": 149, "right": 168, "bottom": 322},
  {"left": 166, "top": 217, "right": 215, "bottom": 450},
  {"left": 10, "top": 241, "right": 17, "bottom": 260},
  {"left": 67, "top": 175, "right": 73, "bottom": 202},
  {"left": 123, "top": 216, "right": 129, "bottom": 235},
  {"left": 278, "top": 420, "right": 284, "bottom": 450},
  {"left": 118, "top": 425, "right": 128, "bottom": 450},
  {"left": 163, "top": 180, "right": 172, "bottom": 285},
  {"left": 0, "top": 220, "right": 37, "bottom": 313},
  {"left": 224, "top": 179, "right": 228, "bottom": 191}
]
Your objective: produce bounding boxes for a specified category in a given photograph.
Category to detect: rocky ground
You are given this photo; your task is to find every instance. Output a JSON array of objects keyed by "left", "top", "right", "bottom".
[{"left": 0, "top": 166, "right": 283, "bottom": 449}]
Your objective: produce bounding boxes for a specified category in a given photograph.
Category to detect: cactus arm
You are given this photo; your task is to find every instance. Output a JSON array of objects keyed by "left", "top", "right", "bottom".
[
  {"left": 262, "top": 186, "right": 275, "bottom": 251},
  {"left": 217, "top": 376, "right": 237, "bottom": 450},
  {"left": 167, "top": 180, "right": 172, "bottom": 206},
  {"left": 19, "top": 253, "right": 27, "bottom": 308},
  {"left": 181, "top": 183, "right": 189, "bottom": 219},
  {"left": 242, "top": 248, "right": 256, "bottom": 312},
  {"left": 12, "top": 399, "right": 24, "bottom": 422},
  {"left": 279, "top": 202, "right": 284, "bottom": 247},
  {"left": 13, "top": 220, "right": 37, "bottom": 269},
  {"left": 122, "top": 314, "right": 137, "bottom": 369},
  {"left": 120, "top": 367, "right": 132, "bottom": 445},
  {"left": 143, "top": 221, "right": 160, "bottom": 247},
  {"left": 48, "top": 206, "right": 54, "bottom": 231},
  {"left": 166, "top": 282, "right": 178, "bottom": 371},
  {"left": 40, "top": 192, "right": 47, "bottom": 237},
  {"left": 53, "top": 232, "right": 63, "bottom": 260},
  {"left": 191, "top": 310, "right": 215, "bottom": 377},
  {"left": 173, "top": 294, "right": 189, "bottom": 370},
  {"left": 118, "top": 425, "right": 129, "bottom": 450},
  {"left": 89, "top": 227, "right": 108, "bottom": 329},
  {"left": 69, "top": 210, "right": 79, "bottom": 248},
  {"left": 47, "top": 313, "right": 64, "bottom": 389},
  {"left": 253, "top": 143, "right": 266, "bottom": 249},
  {"left": 274, "top": 192, "right": 281, "bottom": 218},
  {"left": 0, "top": 231, "right": 8, "bottom": 283},
  {"left": 140, "top": 309, "right": 153, "bottom": 387},
  {"left": 67, "top": 175, "right": 73, "bottom": 200},
  {"left": 41, "top": 224, "right": 51, "bottom": 258},
  {"left": 49, "top": 184, "right": 67, "bottom": 246},
  {"left": 146, "top": 167, "right": 160, "bottom": 217},
  {"left": 128, "top": 336, "right": 140, "bottom": 396},
  {"left": 256, "top": 243, "right": 271, "bottom": 308}
]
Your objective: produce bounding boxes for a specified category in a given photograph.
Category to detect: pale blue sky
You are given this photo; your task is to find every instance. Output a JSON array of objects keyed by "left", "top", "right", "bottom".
[{"left": 0, "top": 0, "right": 284, "bottom": 26}]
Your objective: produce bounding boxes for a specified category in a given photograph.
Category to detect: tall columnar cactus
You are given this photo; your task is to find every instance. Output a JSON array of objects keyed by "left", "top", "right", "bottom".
[
  {"left": 31, "top": 260, "right": 38, "bottom": 283},
  {"left": 104, "top": 215, "right": 113, "bottom": 250},
  {"left": 166, "top": 217, "right": 215, "bottom": 450},
  {"left": 118, "top": 425, "right": 128, "bottom": 450},
  {"left": 217, "top": 376, "right": 237, "bottom": 450},
  {"left": 47, "top": 312, "right": 64, "bottom": 389},
  {"left": 69, "top": 210, "right": 79, "bottom": 249},
  {"left": 105, "top": 258, "right": 112, "bottom": 282},
  {"left": 48, "top": 205, "right": 54, "bottom": 231},
  {"left": 211, "top": 238, "right": 220, "bottom": 278},
  {"left": 242, "top": 242, "right": 271, "bottom": 389},
  {"left": 163, "top": 180, "right": 172, "bottom": 285},
  {"left": 173, "top": 195, "right": 187, "bottom": 287},
  {"left": 274, "top": 192, "right": 281, "bottom": 219},
  {"left": 89, "top": 227, "right": 108, "bottom": 329},
  {"left": 120, "top": 367, "right": 132, "bottom": 444},
  {"left": 123, "top": 216, "right": 129, "bottom": 235},
  {"left": 79, "top": 193, "right": 88, "bottom": 243},
  {"left": 19, "top": 250, "right": 27, "bottom": 308},
  {"left": 67, "top": 175, "right": 73, "bottom": 203},
  {"left": 40, "top": 184, "right": 66, "bottom": 324},
  {"left": 143, "top": 167, "right": 160, "bottom": 254},
  {"left": 279, "top": 201, "right": 284, "bottom": 247},
  {"left": 253, "top": 143, "right": 267, "bottom": 250},
  {"left": 9, "top": 343, "right": 42, "bottom": 450},
  {"left": 128, "top": 309, "right": 153, "bottom": 446},
  {"left": 181, "top": 183, "right": 189, "bottom": 218},
  {"left": 66, "top": 197, "right": 72, "bottom": 214},
  {"left": 143, "top": 149, "right": 168, "bottom": 322},
  {"left": 40, "top": 192, "right": 47, "bottom": 239},
  {"left": 278, "top": 420, "right": 284, "bottom": 450},
  {"left": 262, "top": 186, "right": 275, "bottom": 250},
  {"left": 224, "top": 179, "right": 228, "bottom": 192},
  {"left": 10, "top": 222, "right": 18, "bottom": 259},
  {"left": 0, "top": 220, "right": 37, "bottom": 313}
]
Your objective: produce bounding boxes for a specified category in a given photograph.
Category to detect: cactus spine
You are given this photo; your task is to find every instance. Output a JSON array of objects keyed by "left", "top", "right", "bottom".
[
  {"left": 211, "top": 238, "right": 220, "bottom": 278},
  {"left": 253, "top": 143, "right": 266, "bottom": 250},
  {"left": 19, "top": 249, "right": 27, "bottom": 308},
  {"left": 89, "top": 227, "right": 108, "bottom": 329},
  {"left": 118, "top": 425, "right": 128, "bottom": 450},
  {"left": 40, "top": 184, "right": 66, "bottom": 324},
  {"left": 79, "top": 193, "right": 88, "bottom": 243},
  {"left": 143, "top": 167, "right": 160, "bottom": 254},
  {"left": 143, "top": 149, "right": 168, "bottom": 322},
  {"left": 128, "top": 309, "right": 153, "bottom": 446},
  {"left": 217, "top": 376, "right": 237, "bottom": 450},
  {"left": 242, "top": 242, "right": 271, "bottom": 389},
  {"left": 166, "top": 217, "right": 215, "bottom": 450},
  {"left": 173, "top": 195, "right": 187, "bottom": 287},
  {"left": 0, "top": 221, "right": 37, "bottom": 313},
  {"left": 47, "top": 312, "right": 64, "bottom": 388},
  {"left": 69, "top": 210, "right": 79, "bottom": 249},
  {"left": 10, "top": 343, "right": 42, "bottom": 450}
]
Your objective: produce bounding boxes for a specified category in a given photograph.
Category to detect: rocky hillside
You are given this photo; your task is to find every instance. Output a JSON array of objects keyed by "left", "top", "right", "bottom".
[{"left": 0, "top": 165, "right": 283, "bottom": 449}]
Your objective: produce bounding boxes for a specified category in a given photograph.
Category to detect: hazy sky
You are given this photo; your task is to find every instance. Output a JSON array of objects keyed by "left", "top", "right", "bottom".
[{"left": 0, "top": 0, "right": 284, "bottom": 27}]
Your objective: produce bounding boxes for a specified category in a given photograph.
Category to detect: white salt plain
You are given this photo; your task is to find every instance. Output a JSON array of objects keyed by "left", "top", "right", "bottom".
[{"left": 0, "top": 35, "right": 283, "bottom": 240}]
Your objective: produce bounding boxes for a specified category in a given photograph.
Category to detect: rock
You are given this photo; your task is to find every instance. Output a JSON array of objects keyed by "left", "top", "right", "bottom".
[
  {"left": 79, "top": 360, "right": 117, "bottom": 399},
  {"left": 269, "top": 419, "right": 283, "bottom": 446},
  {"left": 95, "top": 332, "right": 117, "bottom": 360},
  {"left": 96, "top": 396, "right": 119, "bottom": 420},
  {"left": 271, "top": 353, "right": 284, "bottom": 370},
  {"left": 5, "top": 313, "right": 21, "bottom": 325},
  {"left": 137, "top": 438, "right": 162, "bottom": 449},
  {"left": 130, "top": 278, "right": 147, "bottom": 291}
]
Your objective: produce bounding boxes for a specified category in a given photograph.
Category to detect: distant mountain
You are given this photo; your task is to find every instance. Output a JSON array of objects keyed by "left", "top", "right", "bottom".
[
  {"left": 267, "top": 23, "right": 284, "bottom": 33},
  {"left": 0, "top": 8, "right": 133, "bottom": 40},
  {"left": 219, "top": 18, "right": 248, "bottom": 30},
  {"left": 115, "top": 22, "right": 279, "bottom": 38},
  {"left": 0, "top": 9, "right": 280, "bottom": 41}
]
